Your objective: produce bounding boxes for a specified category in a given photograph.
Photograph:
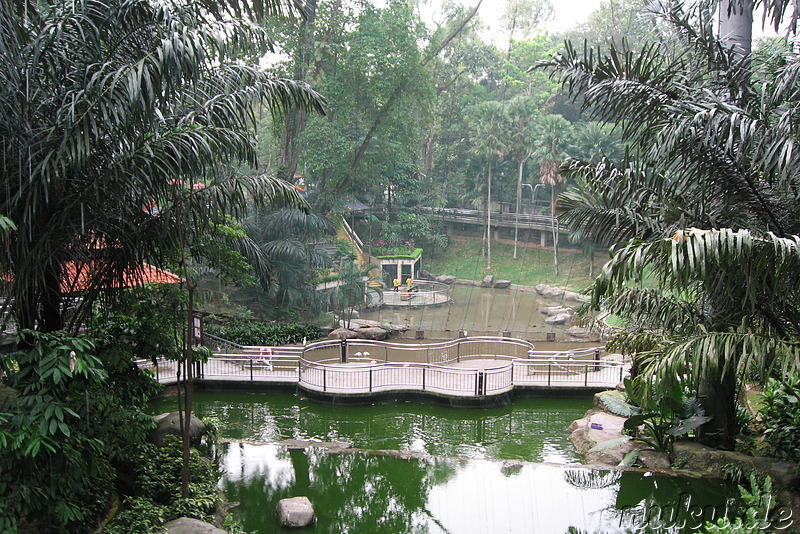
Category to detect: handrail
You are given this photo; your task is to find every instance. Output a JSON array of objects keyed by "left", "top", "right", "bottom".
[
  {"left": 418, "top": 206, "right": 570, "bottom": 232},
  {"left": 340, "top": 217, "right": 364, "bottom": 254},
  {"left": 142, "top": 336, "right": 622, "bottom": 395}
]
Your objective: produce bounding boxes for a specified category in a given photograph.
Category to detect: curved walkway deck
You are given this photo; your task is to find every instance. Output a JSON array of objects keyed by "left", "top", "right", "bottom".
[{"left": 139, "top": 337, "right": 627, "bottom": 403}]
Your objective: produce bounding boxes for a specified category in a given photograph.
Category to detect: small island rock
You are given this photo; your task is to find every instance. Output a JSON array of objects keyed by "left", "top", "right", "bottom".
[
  {"left": 164, "top": 518, "right": 226, "bottom": 534},
  {"left": 277, "top": 496, "right": 315, "bottom": 528},
  {"left": 150, "top": 412, "right": 206, "bottom": 446}
]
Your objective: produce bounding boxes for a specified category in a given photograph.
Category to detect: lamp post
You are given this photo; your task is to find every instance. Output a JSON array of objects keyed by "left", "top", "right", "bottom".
[{"left": 522, "top": 183, "right": 544, "bottom": 205}]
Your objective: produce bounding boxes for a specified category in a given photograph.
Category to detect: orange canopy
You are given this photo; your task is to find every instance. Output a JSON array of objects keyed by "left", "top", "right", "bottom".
[
  {"left": 3, "top": 262, "right": 183, "bottom": 294},
  {"left": 60, "top": 261, "right": 182, "bottom": 294}
]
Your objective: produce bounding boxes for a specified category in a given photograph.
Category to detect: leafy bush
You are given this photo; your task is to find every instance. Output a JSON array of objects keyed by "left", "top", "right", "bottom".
[
  {"left": 105, "top": 436, "right": 219, "bottom": 534},
  {"left": 0, "top": 331, "right": 150, "bottom": 533},
  {"left": 205, "top": 320, "right": 323, "bottom": 346},
  {"left": 760, "top": 375, "right": 800, "bottom": 462},
  {"left": 102, "top": 497, "right": 169, "bottom": 534},
  {"left": 704, "top": 476, "right": 786, "bottom": 533}
]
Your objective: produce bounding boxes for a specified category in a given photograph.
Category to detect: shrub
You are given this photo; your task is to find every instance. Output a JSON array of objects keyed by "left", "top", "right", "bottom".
[
  {"left": 104, "top": 436, "right": 219, "bottom": 534},
  {"left": 205, "top": 320, "right": 323, "bottom": 346},
  {"left": 760, "top": 375, "right": 800, "bottom": 462}
]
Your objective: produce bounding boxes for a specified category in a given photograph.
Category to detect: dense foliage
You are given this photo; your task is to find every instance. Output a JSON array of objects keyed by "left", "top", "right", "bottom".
[
  {"left": 544, "top": 1, "right": 800, "bottom": 448},
  {"left": 0, "top": 0, "right": 321, "bottom": 333},
  {"left": 104, "top": 437, "right": 219, "bottom": 534},
  {"left": 205, "top": 320, "right": 324, "bottom": 346},
  {"left": 760, "top": 376, "right": 800, "bottom": 462},
  {"left": 0, "top": 331, "right": 160, "bottom": 533}
]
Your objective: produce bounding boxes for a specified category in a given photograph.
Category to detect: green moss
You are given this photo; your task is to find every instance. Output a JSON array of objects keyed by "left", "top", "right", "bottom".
[{"left": 375, "top": 248, "right": 423, "bottom": 260}]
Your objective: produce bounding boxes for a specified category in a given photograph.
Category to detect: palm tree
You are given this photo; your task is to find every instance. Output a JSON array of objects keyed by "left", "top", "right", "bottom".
[
  {"left": 327, "top": 259, "right": 371, "bottom": 329},
  {"left": 533, "top": 114, "right": 572, "bottom": 276},
  {"left": 0, "top": 0, "right": 325, "bottom": 509},
  {"left": 467, "top": 101, "right": 507, "bottom": 270},
  {"left": 541, "top": 1, "right": 800, "bottom": 448},
  {"left": 505, "top": 96, "right": 539, "bottom": 260},
  {"left": 243, "top": 207, "right": 335, "bottom": 318},
  {"left": 0, "top": 0, "right": 325, "bottom": 335}
]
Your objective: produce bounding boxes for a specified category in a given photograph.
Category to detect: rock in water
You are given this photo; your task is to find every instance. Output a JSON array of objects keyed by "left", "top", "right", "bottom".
[
  {"left": 164, "top": 518, "right": 226, "bottom": 534},
  {"left": 480, "top": 275, "right": 495, "bottom": 288},
  {"left": 150, "top": 412, "right": 206, "bottom": 446},
  {"left": 544, "top": 312, "right": 573, "bottom": 326},
  {"left": 277, "top": 496, "right": 315, "bottom": 528}
]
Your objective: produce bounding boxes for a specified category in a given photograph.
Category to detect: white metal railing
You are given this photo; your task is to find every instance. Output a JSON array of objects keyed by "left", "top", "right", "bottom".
[
  {"left": 340, "top": 337, "right": 534, "bottom": 365},
  {"left": 139, "top": 337, "right": 623, "bottom": 395},
  {"left": 381, "top": 280, "right": 453, "bottom": 307},
  {"left": 340, "top": 217, "right": 364, "bottom": 254}
]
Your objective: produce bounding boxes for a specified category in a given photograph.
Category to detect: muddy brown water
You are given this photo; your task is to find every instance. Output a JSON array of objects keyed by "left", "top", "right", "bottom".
[{"left": 361, "top": 285, "right": 592, "bottom": 340}]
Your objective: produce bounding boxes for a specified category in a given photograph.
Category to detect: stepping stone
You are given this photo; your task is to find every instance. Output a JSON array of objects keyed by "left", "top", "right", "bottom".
[{"left": 277, "top": 496, "right": 315, "bottom": 528}]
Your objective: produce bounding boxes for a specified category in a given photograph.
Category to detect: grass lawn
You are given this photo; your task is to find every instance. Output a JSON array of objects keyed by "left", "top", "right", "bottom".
[{"left": 424, "top": 236, "right": 602, "bottom": 291}]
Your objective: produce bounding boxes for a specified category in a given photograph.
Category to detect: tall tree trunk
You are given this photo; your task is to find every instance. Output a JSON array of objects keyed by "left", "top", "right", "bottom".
[
  {"left": 181, "top": 282, "right": 195, "bottom": 499},
  {"left": 551, "top": 187, "right": 559, "bottom": 276},
  {"left": 718, "top": 0, "right": 754, "bottom": 56},
  {"left": 277, "top": 0, "right": 322, "bottom": 181},
  {"left": 487, "top": 160, "right": 493, "bottom": 270},
  {"left": 42, "top": 262, "right": 63, "bottom": 333},
  {"left": 513, "top": 156, "right": 528, "bottom": 260},
  {"left": 698, "top": 361, "right": 738, "bottom": 450}
]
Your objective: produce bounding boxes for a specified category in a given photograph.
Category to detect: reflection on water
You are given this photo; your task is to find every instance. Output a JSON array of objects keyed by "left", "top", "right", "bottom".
[
  {"left": 221, "top": 444, "right": 739, "bottom": 534},
  {"left": 361, "top": 286, "right": 572, "bottom": 334},
  {"left": 148, "top": 392, "right": 590, "bottom": 463}
]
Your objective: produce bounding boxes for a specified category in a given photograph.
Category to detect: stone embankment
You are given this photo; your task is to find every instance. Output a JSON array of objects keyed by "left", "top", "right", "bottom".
[{"left": 569, "top": 390, "right": 800, "bottom": 523}]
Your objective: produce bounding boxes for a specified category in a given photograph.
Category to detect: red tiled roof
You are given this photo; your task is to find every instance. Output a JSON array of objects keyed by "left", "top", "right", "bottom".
[
  {"left": 60, "top": 262, "right": 182, "bottom": 293},
  {"left": 3, "top": 262, "right": 183, "bottom": 294}
]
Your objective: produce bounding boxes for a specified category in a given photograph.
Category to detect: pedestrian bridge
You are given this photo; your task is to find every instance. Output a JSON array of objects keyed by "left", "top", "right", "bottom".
[{"left": 139, "top": 336, "right": 627, "bottom": 404}]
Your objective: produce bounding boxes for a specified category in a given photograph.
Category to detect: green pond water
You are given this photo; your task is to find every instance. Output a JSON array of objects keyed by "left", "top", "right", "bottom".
[
  {"left": 148, "top": 391, "right": 589, "bottom": 463},
  {"left": 148, "top": 392, "right": 740, "bottom": 533}
]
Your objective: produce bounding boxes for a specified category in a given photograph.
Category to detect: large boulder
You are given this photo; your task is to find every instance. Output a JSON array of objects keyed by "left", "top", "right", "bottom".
[
  {"left": 493, "top": 280, "right": 512, "bottom": 289},
  {"left": 435, "top": 275, "right": 456, "bottom": 284},
  {"left": 639, "top": 450, "right": 672, "bottom": 470},
  {"left": 540, "top": 306, "right": 572, "bottom": 316},
  {"left": 150, "top": 412, "right": 206, "bottom": 446},
  {"left": 544, "top": 312, "right": 573, "bottom": 326},
  {"left": 563, "top": 290, "right": 586, "bottom": 302},
  {"left": 541, "top": 286, "right": 566, "bottom": 299},
  {"left": 381, "top": 323, "right": 410, "bottom": 333},
  {"left": 568, "top": 409, "right": 636, "bottom": 466},
  {"left": 347, "top": 319, "right": 381, "bottom": 328},
  {"left": 328, "top": 328, "right": 357, "bottom": 340},
  {"left": 480, "top": 275, "right": 495, "bottom": 288},
  {"left": 534, "top": 283, "right": 549, "bottom": 295},
  {"left": 276, "top": 496, "right": 315, "bottom": 528},
  {"left": 357, "top": 326, "right": 390, "bottom": 340},
  {"left": 164, "top": 518, "right": 226, "bottom": 534},
  {"left": 672, "top": 442, "right": 800, "bottom": 490}
]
